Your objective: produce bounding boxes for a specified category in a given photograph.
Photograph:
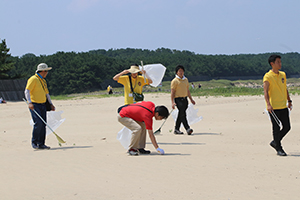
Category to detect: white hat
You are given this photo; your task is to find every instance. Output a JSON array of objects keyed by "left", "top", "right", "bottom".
[
  {"left": 128, "top": 65, "right": 141, "bottom": 74},
  {"left": 36, "top": 63, "right": 52, "bottom": 73}
]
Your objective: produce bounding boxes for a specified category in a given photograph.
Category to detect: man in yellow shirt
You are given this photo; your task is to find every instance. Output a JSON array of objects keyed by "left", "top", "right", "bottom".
[
  {"left": 25, "top": 63, "right": 55, "bottom": 150},
  {"left": 263, "top": 55, "right": 292, "bottom": 156},
  {"left": 113, "top": 64, "right": 152, "bottom": 105},
  {"left": 171, "top": 65, "right": 196, "bottom": 135}
]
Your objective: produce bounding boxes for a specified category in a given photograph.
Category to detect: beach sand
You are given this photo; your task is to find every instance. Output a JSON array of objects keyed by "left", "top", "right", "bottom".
[{"left": 1, "top": 93, "right": 299, "bottom": 200}]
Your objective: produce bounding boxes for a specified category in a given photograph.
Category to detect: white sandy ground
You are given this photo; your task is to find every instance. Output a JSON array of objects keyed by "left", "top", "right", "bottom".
[{"left": 0, "top": 93, "right": 299, "bottom": 200}]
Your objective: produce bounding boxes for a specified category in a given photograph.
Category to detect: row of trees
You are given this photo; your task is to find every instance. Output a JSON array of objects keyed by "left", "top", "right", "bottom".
[
  {"left": 88, "top": 48, "right": 300, "bottom": 77},
  {"left": 1, "top": 39, "right": 300, "bottom": 95}
]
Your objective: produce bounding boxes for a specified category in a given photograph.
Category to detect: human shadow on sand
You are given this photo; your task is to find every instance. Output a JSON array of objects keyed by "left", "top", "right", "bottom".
[
  {"left": 192, "top": 132, "right": 221, "bottom": 136},
  {"left": 50, "top": 146, "right": 93, "bottom": 151},
  {"left": 139, "top": 152, "right": 191, "bottom": 156},
  {"left": 147, "top": 142, "right": 205, "bottom": 146},
  {"left": 288, "top": 152, "right": 300, "bottom": 157},
  {"left": 156, "top": 132, "right": 220, "bottom": 136}
]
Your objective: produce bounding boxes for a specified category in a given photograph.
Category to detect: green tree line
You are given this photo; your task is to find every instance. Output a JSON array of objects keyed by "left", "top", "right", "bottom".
[{"left": 1, "top": 39, "right": 300, "bottom": 95}]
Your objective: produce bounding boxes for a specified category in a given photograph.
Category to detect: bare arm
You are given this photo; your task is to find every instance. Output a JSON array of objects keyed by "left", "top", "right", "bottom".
[
  {"left": 148, "top": 129, "right": 159, "bottom": 149},
  {"left": 287, "top": 89, "right": 293, "bottom": 110},
  {"left": 187, "top": 88, "right": 195, "bottom": 105},
  {"left": 171, "top": 89, "right": 176, "bottom": 109},
  {"left": 263, "top": 81, "right": 273, "bottom": 112},
  {"left": 141, "top": 70, "right": 153, "bottom": 84},
  {"left": 113, "top": 70, "right": 129, "bottom": 81}
]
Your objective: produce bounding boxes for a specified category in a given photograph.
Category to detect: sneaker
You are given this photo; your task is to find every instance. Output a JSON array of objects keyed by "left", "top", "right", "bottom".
[
  {"left": 32, "top": 143, "right": 39, "bottom": 150},
  {"left": 277, "top": 149, "right": 287, "bottom": 156},
  {"left": 174, "top": 129, "right": 184, "bottom": 134},
  {"left": 128, "top": 148, "right": 139, "bottom": 156},
  {"left": 187, "top": 128, "right": 193, "bottom": 135},
  {"left": 39, "top": 144, "right": 51, "bottom": 150},
  {"left": 138, "top": 148, "right": 151, "bottom": 154}
]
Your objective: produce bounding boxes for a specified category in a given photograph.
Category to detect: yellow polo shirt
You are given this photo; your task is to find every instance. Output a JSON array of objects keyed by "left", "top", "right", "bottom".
[
  {"left": 263, "top": 70, "right": 287, "bottom": 110},
  {"left": 25, "top": 74, "right": 49, "bottom": 103},
  {"left": 118, "top": 75, "right": 149, "bottom": 105},
  {"left": 171, "top": 77, "right": 189, "bottom": 98}
]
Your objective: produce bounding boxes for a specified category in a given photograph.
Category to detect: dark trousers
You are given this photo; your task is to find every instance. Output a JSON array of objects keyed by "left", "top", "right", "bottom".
[
  {"left": 175, "top": 97, "right": 190, "bottom": 130},
  {"left": 269, "top": 108, "right": 291, "bottom": 150},
  {"left": 30, "top": 103, "right": 47, "bottom": 146}
]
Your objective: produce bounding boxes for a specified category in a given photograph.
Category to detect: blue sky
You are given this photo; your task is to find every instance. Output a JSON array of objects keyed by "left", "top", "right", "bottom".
[{"left": 1, "top": 0, "right": 299, "bottom": 57}]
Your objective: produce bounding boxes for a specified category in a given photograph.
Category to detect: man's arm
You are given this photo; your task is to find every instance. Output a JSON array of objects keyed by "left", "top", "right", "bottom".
[
  {"left": 46, "top": 94, "right": 55, "bottom": 111},
  {"left": 24, "top": 89, "right": 34, "bottom": 110},
  {"left": 148, "top": 129, "right": 159, "bottom": 149},
  {"left": 187, "top": 88, "right": 195, "bottom": 105},
  {"left": 141, "top": 70, "right": 153, "bottom": 84},
  {"left": 263, "top": 81, "right": 273, "bottom": 112},
  {"left": 148, "top": 129, "right": 164, "bottom": 154},
  {"left": 287, "top": 89, "right": 293, "bottom": 110},
  {"left": 171, "top": 89, "right": 176, "bottom": 109},
  {"left": 113, "top": 70, "right": 129, "bottom": 81}
]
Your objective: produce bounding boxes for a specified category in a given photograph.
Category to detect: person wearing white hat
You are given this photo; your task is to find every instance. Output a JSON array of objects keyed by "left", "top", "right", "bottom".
[
  {"left": 24, "top": 63, "right": 55, "bottom": 150},
  {"left": 113, "top": 64, "right": 152, "bottom": 105}
]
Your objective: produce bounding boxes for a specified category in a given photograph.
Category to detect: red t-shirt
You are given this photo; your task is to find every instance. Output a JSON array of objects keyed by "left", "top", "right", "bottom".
[{"left": 119, "top": 101, "right": 155, "bottom": 130}]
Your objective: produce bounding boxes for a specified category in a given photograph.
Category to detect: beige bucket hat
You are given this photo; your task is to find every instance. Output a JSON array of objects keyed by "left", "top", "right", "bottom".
[
  {"left": 128, "top": 65, "right": 141, "bottom": 74},
  {"left": 36, "top": 63, "right": 52, "bottom": 73}
]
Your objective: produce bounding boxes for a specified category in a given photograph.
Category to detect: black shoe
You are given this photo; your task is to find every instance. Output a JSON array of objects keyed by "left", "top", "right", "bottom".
[
  {"left": 138, "top": 148, "right": 151, "bottom": 154},
  {"left": 39, "top": 144, "right": 51, "bottom": 150},
  {"left": 174, "top": 129, "right": 184, "bottom": 134},
  {"left": 128, "top": 148, "right": 139, "bottom": 156},
  {"left": 187, "top": 128, "right": 193, "bottom": 135},
  {"left": 277, "top": 149, "right": 287, "bottom": 156},
  {"left": 32, "top": 143, "right": 39, "bottom": 150},
  {"left": 270, "top": 141, "right": 277, "bottom": 151}
]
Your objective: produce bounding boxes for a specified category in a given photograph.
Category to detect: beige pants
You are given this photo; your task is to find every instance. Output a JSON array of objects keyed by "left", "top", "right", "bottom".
[{"left": 118, "top": 115, "right": 146, "bottom": 149}]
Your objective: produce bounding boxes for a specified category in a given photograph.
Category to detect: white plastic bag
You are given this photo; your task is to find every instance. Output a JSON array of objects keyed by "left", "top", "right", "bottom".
[
  {"left": 139, "top": 63, "right": 166, "bottom": 87},
  {"left": 30, "top": 111, "right": 65, "bottom": 136},
  {"left": 171, "top": 104, "right": 203, "bottom": 128},
  {"left": 117, "top": 127, "right": 132, "bottom": 149}
]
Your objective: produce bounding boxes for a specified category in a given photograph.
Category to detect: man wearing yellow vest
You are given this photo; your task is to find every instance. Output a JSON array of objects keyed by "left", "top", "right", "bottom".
[
  {"left": 25, "top": 63, "right": 55, "bottom": 150},
  {"left": 263, "top": 55, "right": 292, "bottom": 156}
]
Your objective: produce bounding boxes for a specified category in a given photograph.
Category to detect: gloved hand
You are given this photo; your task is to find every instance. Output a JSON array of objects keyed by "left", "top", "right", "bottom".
[{"left": 156, "top": 147, "right": 165, "bottom": 155}]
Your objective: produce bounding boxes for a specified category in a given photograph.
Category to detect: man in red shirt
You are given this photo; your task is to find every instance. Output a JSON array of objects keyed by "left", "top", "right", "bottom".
[{"left": 118, "top": 101, "right": 169, "bottom": 155}]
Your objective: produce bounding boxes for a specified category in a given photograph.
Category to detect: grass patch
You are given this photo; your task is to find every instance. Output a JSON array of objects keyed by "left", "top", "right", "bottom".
[
  {"left": 50, "top": 78, "right": 300, "bottom": 100},
  {"left": 51, "top": 92, "right": 124, "bottom": 100},
  {"left": 191, "top": 86, "right": 264, "bottom": 97},
  {"left": 287, "top": 87, "right": 300, "bottom": 95}
]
